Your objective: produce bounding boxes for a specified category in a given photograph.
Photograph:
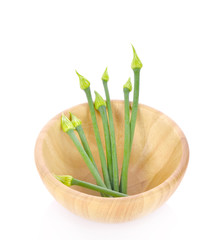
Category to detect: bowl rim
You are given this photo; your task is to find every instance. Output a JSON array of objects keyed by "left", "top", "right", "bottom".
[{"left": 35, "top": 100, "right": 189, "bottom": 202}]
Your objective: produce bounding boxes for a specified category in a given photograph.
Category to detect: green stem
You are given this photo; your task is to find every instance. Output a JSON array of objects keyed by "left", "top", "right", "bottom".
[
  {"left": 102, "top": 81, "right": 119, "bottom": 191},
  {"left": 72, "top": 178, "right": 127, "bottom": 197},
  {"left": 130, "top": 69, "right": 140, "bottom": 149},
  {"left": 98, "top": 106, "right": 113, "bottom": 187},
  {"left": 84, "top": 87, "right": 112, "bottom": 189},
  {"left": 76, "top": 125, "right": 107, "bottom": 197},
  {"left": 76, "top": 125, "right": 98, "bottom": 170},
  {"left": 120, "top": 89, "right": 131, "bottom": 194},
  {"left": 67, "top": 129, "right": 107, "bottom": 189}
]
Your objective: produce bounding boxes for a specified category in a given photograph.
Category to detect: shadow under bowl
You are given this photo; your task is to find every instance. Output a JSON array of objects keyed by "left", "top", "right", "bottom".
[{"left": 35, "top": 100, "right": 189, "bottom": 222}]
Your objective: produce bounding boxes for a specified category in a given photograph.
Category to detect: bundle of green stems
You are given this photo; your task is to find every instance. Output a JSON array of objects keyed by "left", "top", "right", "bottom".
[{"left": 56, "top": 45, "right": 143, "bottom": 197}]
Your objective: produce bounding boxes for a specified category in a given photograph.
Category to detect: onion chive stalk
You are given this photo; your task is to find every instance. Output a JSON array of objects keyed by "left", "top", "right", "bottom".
[
  {"left": 94, "top": 91, "right": 113, "bottom": 187},
  {"left": 70, "top": 113, "right": 98, "bottom": 170},
  {"left": 61, "top": 114, "right": 107, "bottom": 189},
  {"left": 130, "top": 45, "right": 143, "bottom": 149},
  {"left": 55, "top": 175, "right": 127, "bottom": 197},
  {"left": 75, "top": 71, "right": 112, "bottom": 190},
  {"left": 120, "top": 78, "right": 132, "bottom": 194},
  {"left": 102, "top": 68, "right": 119, "bottom": 192},
  {"left": 70, "top": 113, "right": 108, "bottom": 197}
]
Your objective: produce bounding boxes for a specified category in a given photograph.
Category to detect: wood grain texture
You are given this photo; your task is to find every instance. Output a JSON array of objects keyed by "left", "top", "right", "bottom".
[{"left": 35, "top": 101, "right": 189, "bottom": 222}]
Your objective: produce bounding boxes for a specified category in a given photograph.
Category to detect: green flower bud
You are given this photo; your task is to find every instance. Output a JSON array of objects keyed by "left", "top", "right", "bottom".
[
  {"left": 55, "top": 175, "right": 73, "bottom": 186},
  {"left": 102, "top": 67, "right": 109, "bottom": 82},
  {"left": 61, "top": 114, "right": 74, "bottom": 132},
  {"left": 69, "top": 112, "right": 82, "bottom": 128},
  {"left": 94, "top": 91, "right": 106, "bottom": 110},
  {"left": 123, "top": 77, "right": 132, "bottom": 92},
  {"left": 75, "top": 71, "right": 90, "bottom": 90},
  {"left": 131, "top": 45, "right": 143, "bottom": 70}
]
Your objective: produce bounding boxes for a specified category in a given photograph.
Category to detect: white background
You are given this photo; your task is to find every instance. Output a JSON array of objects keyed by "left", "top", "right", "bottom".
[{"left": 0, "top": 0, "right": 220, "bottom": 239}]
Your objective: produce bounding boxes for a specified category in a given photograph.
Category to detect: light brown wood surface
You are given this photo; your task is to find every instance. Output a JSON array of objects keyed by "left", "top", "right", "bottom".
[{"left": 35, "top": 101, "right": 189, "bottom": 222}]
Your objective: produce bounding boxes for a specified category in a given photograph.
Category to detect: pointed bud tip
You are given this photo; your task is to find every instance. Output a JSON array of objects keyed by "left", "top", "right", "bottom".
[
  {"left": 61, "top": 114, "right": 74, "bottom": 132},
  {"left": 123, "top": 77, "right": 132, "bottom": 91},
  {"left": 131, "top": 45, "right": 143, "bottom": 70},
  {"left": 94, "top": 91, "right": 106, "bottom": 109},
  {"left": 69, "top": 112, "right": 82, "bottom": 128},
  {"left": 102, "top": 67, "right": 109, "bottom": 81},
  {"left": 75, "top": 70, "right": 90, "bottom": 90},
  {"left": 55, "top": 175, "right": 73, "bottom": 186}
]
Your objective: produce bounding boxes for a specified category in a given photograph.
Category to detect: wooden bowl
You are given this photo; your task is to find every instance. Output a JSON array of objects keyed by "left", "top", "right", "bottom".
[{"left": 35, "top": 100, "right": 189, "bottom": 222}]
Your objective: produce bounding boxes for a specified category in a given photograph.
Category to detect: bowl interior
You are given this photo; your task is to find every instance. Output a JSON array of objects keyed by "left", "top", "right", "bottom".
[{"left": 40, "top": 101, "right": 183, "bottom": 196}]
